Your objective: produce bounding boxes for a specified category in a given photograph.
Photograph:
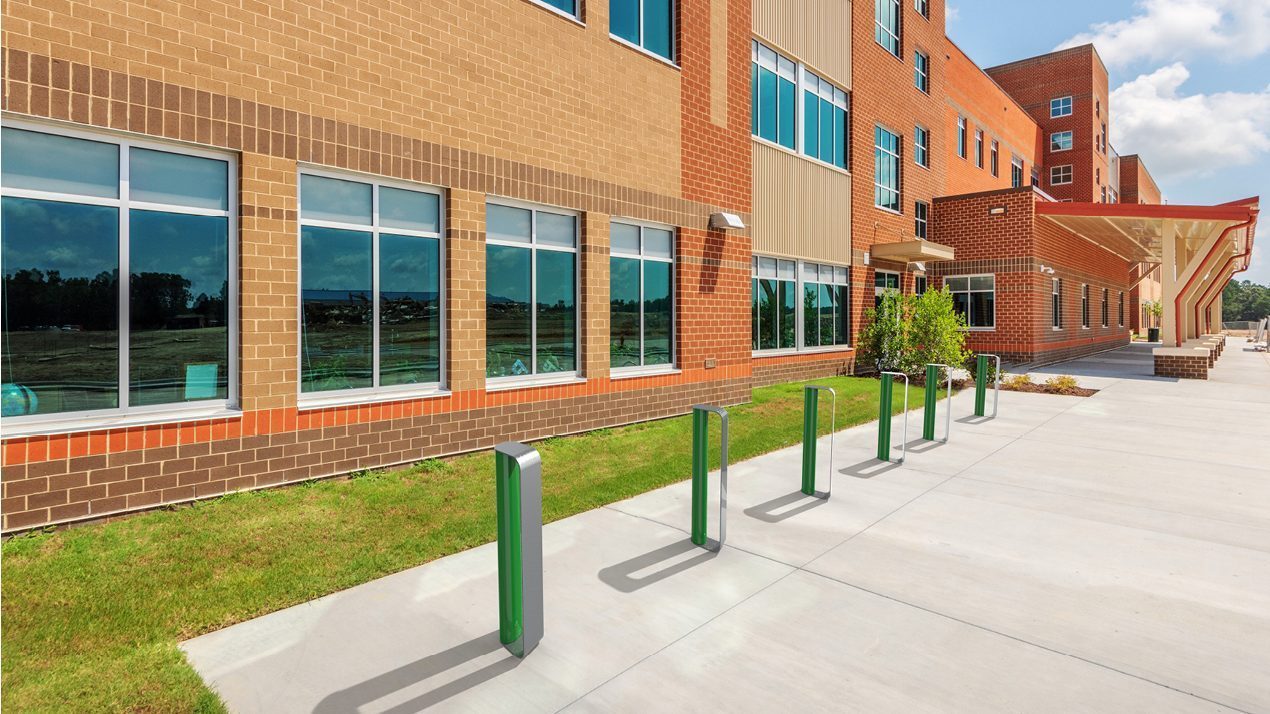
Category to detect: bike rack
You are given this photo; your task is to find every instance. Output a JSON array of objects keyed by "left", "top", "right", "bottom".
[
  {"left": 691, "top": 405, "right": 728, "bottom": 551},
  {"left": 801, "top": 385, "right": 836, "bottom": 499},
  {"left": 494, "top": 441, "right": 543, "bottom": 659},
  {"left": 974, "top": 354, "right": 1001, "bottom": 418},
  {"left": 923, "top": 363, "right": 953, "bottom": 443},
  {"left": 877, "top": 372, "right": 910, "bottom": 464}
]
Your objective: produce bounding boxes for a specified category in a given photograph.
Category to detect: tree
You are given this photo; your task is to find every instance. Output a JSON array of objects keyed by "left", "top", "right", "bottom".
[
  {"left": 858, "top": 287, "right": 969, "bottom": 378},
  {"left": 1223, "top": 280, "right": 1270, "bottom": 322}
]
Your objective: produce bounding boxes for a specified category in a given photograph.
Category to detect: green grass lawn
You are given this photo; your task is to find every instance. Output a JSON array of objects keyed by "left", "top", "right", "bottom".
[{"left": 1, "top": 375, "right": 933, "bottom": 713}]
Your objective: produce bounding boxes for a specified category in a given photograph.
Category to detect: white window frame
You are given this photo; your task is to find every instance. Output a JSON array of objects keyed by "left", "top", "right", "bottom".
[
  {"left": 914, "top": 50, "right": 930, "bottom": 93},
  {"left": 753, "top": 256, "right": 851, "bottom": 354},
  {"left": 874, "top": 269, "right": 901, "bottom": 304},
  {"left": 945, "top": 274, "right": 995, "bottom": 330},
  {"left": 990, "top": 139, "right": 999, "bottom": 177},
  {"left": 1011, "top": 155, "right": 1024, "bottom": 188},
  {"left": 610, "top": 0, "right": 678, "bottom": 66},
  {"left": 296, "top": 166, "right": 447, "bottom": 408},
  {"left": 914, "top": 125, "right": 930, "bottom": 168},
  {"left": 610, "top": 218, "right": 677, "bottom": 376},
  {"left": 914, "top": 0, "right": 930, "bottom": 18},
  {"left": 874, "top": 125, "right": 902, "bottom": 212},
  {"left": 484, "top": 197, "right": 582, "bottom": 388},
  {"left": 1050, "top": 164, "right": 1073, "bottom": 186},
  {"left": 752, "top": 40, "right": 850, "bottom": 173},
  {"left": 956, "top": 116, "right": 967, "bottom": 158},
  {"left": 974, "top": 128, "right": 984, "bottom": 168},
  {"left": 1051, "top": 277, "right": 1063, "bottom": 330},
  {"left": 1, "top": 119, "right": 239, "bottom": 434},
  {"left": 1050, "top": 95, "right": 1073, "bottom": 118},
  {"left": 914, "top": 200, "right": 929, "bottom": 239},
  {"left": 1081, "top": 283, "right": 1090, "bottom": 328},
  {"left": 1050, "top": 130, "right": 1073, "bottom": 152},
  {"left": 527, "top": 0, "right": 583, "bottom": 23},
  {"left": 876, "top": 0, "right": 902, "bottom": 57}
]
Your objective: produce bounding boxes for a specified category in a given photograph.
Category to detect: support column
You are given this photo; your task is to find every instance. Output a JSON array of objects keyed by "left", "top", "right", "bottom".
[
  {"left": 1160, "top": 219, "right": 1178, "bottom": 346},
  {"left": 447, "top": 188, "right": 487, "bottom": 392}
]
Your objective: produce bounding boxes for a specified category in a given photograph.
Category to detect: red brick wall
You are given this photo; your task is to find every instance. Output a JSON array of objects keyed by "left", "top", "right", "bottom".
[{"left": 1118, "top": 154, "right": 1161, "bottom": 205}]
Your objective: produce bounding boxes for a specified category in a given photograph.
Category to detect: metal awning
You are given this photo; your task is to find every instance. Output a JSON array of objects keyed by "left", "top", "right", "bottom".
[
  {"left": 1034, "top": 201, "right": 1255, "bottom": 264},
  {"left": 870, "top": 239, "right": 955, "bottom": 263}
]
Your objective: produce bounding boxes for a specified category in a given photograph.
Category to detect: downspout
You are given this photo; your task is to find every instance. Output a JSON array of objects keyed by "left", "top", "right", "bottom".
[
  {"left": 1196, "top": 213, "right": 1258, "bottom": 334},
  {"left": 1175, "top": 212, "right": 1256, "bottom": 345}
]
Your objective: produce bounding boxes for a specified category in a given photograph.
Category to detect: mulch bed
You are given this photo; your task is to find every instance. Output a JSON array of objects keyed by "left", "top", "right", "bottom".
[{"left": 1000, "top": 381, "right": 1098, "bottom": 397}]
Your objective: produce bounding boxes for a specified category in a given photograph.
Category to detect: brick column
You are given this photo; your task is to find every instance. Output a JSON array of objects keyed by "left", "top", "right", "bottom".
[
  {"left": 581, "top": 212, "right": 611, "bottom": 380},
  {"left": 238, "top": 152, "right": 298, "bottom": 412},
  {"left": 447, "top": 188, "right": 486, "bottom": 393}
]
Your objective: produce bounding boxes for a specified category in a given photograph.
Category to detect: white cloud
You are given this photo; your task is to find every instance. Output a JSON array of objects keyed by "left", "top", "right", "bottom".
[
  {"left": 1057, "top": 0, "right": 1270, "bottom": 67},
  {"left": 1112, "top": 63, "right": 1270, "bottom": 182},
  {"left": 946, "top": 4, "right": 959, "bottom": 23}
]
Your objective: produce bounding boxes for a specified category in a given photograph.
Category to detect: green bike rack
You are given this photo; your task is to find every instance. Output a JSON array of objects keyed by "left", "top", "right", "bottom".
[
  {"left": 922, "top": 363, "right": 952, "bottom": 443},
  {"left": 877, "top": 371, "right": 910, "bottom": 464},
  {"left": 801, "top": 385, "right": 836, "bottom": 499},
  {"left": 495, "top": 441, "right": 543, "bottom": 659},
  {"left": 973, "top": 354, "right": 1001, "bottom": 418},
  {"left": 691, "top": 404, "right": 728, "bottom": 551}
]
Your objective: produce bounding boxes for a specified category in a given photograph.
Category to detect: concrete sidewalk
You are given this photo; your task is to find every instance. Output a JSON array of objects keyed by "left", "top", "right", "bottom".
[{"left": 183, "top": 345, "right": 1270, "bottom": 713}]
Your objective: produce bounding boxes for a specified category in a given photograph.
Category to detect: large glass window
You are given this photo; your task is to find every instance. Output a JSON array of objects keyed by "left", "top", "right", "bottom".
[
  {"left": 1051, "top": 130, "right": 1073, "bottom": 152},
  {"left": 299, "top": 173, "right": 442, "bottom": 396},
  {"left": 874, "top": 126, "right": 901, "bottom": 212},
  {"left": 914, "top": 125, "right": 929, "bottom": 168},
  {"left": 751, "top": 257, "right": 797, "bottom": 351},
  {"left": 914, "top": 50, "right": 929, "bottom": 93},
  {"left": 875, "top": 0, "right": 901, "bottom": 56},
  {"left": 1050, "top": 96, "right": 1073, "bottom": 118},
  {"left": 802, "top": 71, "right": 849, "bottom": 169},
  {"left": 486, "top": 202, "right": 578, "bottom": 379},
  {"left": 610, "top": 221, "right": 674, "bottom": 370},
  {"left": 1, "top": 125, "right": 233, "bottom": 420},
  {"left": 751, "top": 41, "right": 797, "bottom": 150},
  {"left": 612, "top": 0, "right": 674, "bottom": 62},
  {"left": 801, "top": 263, "right": 851, "bottom": 348},
  {"left": 874, "top": 271, "right": 900, "bottom": 308},
  {"left": 946, "top": 275, "right": 994, "bottom": 329}
]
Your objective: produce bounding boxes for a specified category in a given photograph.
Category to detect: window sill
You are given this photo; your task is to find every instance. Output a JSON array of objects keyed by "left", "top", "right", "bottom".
[
  {"left": 751, "top": 136, "right": 851, "bottom": 176},
  {"left": 298, "top": 386, "right": 450, "bottom": 411},
  {"left": 524, "top": 0, "right": 585, "bottom": 27},
  {"left": 873, "top": 205, "right": 904, "bottom": 217},
  {"left": 486, "top": 373, "right": 586, "bottom": 392},
  {"left": 752, "top": 345, "right": 854, "bottom": 358},
  {"left": 1, "top": 404, "right": 241, "bottom": 439},
  {"left": 609, "top": 34, "right": 679, "bottom": 70},
  {"left": 610, "top": 366, "right": 682, "bottom": 380}
]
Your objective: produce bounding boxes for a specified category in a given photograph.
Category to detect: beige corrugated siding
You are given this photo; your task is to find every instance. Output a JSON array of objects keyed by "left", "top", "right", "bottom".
[
  {"left": 753, "top": 0, "right": 851, "bottom": 87},
  {"left": 752, "top": 142, "right": 853, "bottom": 264}
]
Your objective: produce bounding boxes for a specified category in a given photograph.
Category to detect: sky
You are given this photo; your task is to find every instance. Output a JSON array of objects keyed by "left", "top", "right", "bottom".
[{"left": 946, "top": 0, "right": 1270, "bottom": 284}]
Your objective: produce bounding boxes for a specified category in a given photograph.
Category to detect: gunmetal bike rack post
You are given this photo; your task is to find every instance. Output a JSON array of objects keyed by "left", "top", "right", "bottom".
[
  {"left": 691, "top": 405, "right": 728, "bottom": 551},
  {"left": 973, "top": 354, "right": 1001, "bottom": 418},
  {"left": 923, "top": 363, "right": 952, "bottom": 443},
  {"left": 495, "top": 441, "right": 543, "bottom": 659},
  {"left": 877, "top": 372, "right": 910, "bottom": 464},
  {"left": 801, "top": 385, "right": 836, "bottom": 499}
]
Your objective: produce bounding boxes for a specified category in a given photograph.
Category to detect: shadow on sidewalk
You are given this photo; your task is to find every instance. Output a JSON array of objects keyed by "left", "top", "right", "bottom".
[
  {"left": 598, "top": 540, "right": 716, "bottom": 593},
  {"left": 744, "top": 490, "right": 826, "bottom": 523}
]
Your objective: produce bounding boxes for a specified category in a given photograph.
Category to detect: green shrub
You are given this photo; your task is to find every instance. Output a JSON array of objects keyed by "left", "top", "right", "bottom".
[
  {"left": 858, "top": 287, "right": 969, "bottom": 379},
  {"left": 1044, "top": 375, "right": 1080, "bottom": 394},
  {"left": 1002, "top": 373, "right": 1033, "bottom": 390}
]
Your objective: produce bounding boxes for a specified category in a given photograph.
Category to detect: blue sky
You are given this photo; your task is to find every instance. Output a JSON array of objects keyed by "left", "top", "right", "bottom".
[{"left": 947, "top": 0, "right": 1270, "bottom": 284}]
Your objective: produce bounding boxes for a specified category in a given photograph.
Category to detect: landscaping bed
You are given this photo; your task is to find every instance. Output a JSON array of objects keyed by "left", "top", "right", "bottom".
[{"left": 1000, "top": 374, "right": 1098, "bottom": 397}]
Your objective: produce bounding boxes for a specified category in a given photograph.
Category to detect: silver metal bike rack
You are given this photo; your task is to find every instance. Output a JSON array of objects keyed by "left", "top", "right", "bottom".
[
  {"left": 878, "top": 371, "right": 910, "bottom": 464},
  {"left": 926, "top": 363, "right": 953, "bottom": 443},
  {"left": 494, "top": 441, "right": 544, "bottom": 658},
  {"left": 802, "top": 385, "right": 835, "bottom": 499},
  {"left": 973, "top": 354, "right": 1001, "bottom": 419}
]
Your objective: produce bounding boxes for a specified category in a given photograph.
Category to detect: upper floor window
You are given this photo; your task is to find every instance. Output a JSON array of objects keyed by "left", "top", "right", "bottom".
[
  {"left": 803, "top": 71, "right": 849, "bottom": 169},
  {"left": 876, "top": 0, "right": 901, "bottom": 57},
  {"left": 1011, "top": 155, "right": 1024, "bottom": 188},
  {"left": 1050, "top": 96, "right": 1073, "bottom": 118},
  {"left": 612, "top": 0, "right": 674, "bottom": 62},
  {"left": 956, "top": 116, "right": 967, "bottom": 158},
  {"left": 751, "top": 41, "right": 797, "bottom": 151},
  {"left": 974, "top": 129, "right": 984, "bottom": 168},
  {"left": 915, "top": 0, "right": 930, "bottom": 18},
  {"left": 1, "top": 125, "right": 235, "bottom": 422},
  {"left": 486, "top": 200, "right": 579, "bottom": 380},
  {"left": 535, "top": 0, "right": 578, "bottom": 19},
  {"left": 946, "top": 275, "right": 995, "bottom": 329},
  {"left": 1100, "top": 122, "right": 1107, "bottom": 153},
  {"left": 1101, "top": 287, "right": 1109, "bottom": 327},
  {"left": 1031, "top": 167, "right": 1040, "bottom": 187},
  {"left": 300, "top": 172, "right": 443, "bottom": 397},
  {"left": 914, "top": 125, "right": 929, "bottom": 168},
  {"left": 610, "top": 220, "right": 674, "bottom": 371},
  {"left": 914, "top": 200, "right": 929, "bottom": 239},
  {"left": 1052, "top": 278, "right": 1063, "bottom": 329},
  {"left": 1118, "top": 291, "right": 1124, "bottom": 327},
  {"left": 914, "top": 50, "right": 930, "bottom": 93},
  {"left": 1096, "top": 98, "right": 1101, "bottom": 117},
  {"left": 1051, "top": 130, "right": 1073, "bottom": 152},
  {"left": 874, "top": 126, "right": 901, "bottom": 212},
  {"left": 1081, "top": 284, "right": 1090, "bottom": 328},
  {"left": 990, "top": 139, "right": 999, "bottom": 177},
  {"left": 1050, "top": 165, "right": 1072, "bottom": 185}
]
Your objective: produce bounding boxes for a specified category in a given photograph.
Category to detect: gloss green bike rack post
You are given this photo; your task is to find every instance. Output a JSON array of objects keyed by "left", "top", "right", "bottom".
[
  {"left": 877, "top": 371, "right": 910, "bottom": 464},
  {"left": 801, "top": 385, "right": 835, "bottom": 498},
  {"left": 922, "top": 363, "right": 952, "bottom": 443},
  {"left": 691, "top": 404, "right": 728, "bottom": 551},
  {"left": 495, "top": 441, "right": 543, "bottom": 659},
  {"left": 973, "top": 354, "right": 1001, "bottom": 418}
]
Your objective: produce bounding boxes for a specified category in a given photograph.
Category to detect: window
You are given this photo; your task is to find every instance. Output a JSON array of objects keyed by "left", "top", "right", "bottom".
[
  {"left": 751, "top": 41, "right": 797, "bottom": 151},
  {"left": 956, "top": 116, "right": 967, "bottom": 158},
  {"left": 299, "top": 172, "right": 442, "bottom": 397},
  {"left": 802, "top": 70, "right": 849, "bottom": 169},
  {"left": 914, "top": 201, "right": 929, "bottom": 239},
  {"left": 875, "top": 0, "right": 901, "bottom": 56},
  {"left": 1095, "top": 168, "right": 1100, "bottom": 184},
  {"left": 1050, "top": 131, "right": 1072, "bottom": 152},
  {"left": 974, "top": 129, "right": 984, "bottom": 168},
  {"left": 914, "top": 51, "right": 929, "bottom": 93},
  {"left": 874, "top": 126, "right": 901, "bottom": 212},
  {"left": 1031, "top": 167, "right": 1039, "bottom": 187},
  {"left": 1101, "top": 288, "right": 1109, "bottom": 327},
  {"left": 611, "top": 0, "right": 675, "bottom": 62},
  {"left": 1050, "top": 165, "right": 1072, "bottom": 186},
  {"left": 990, "top": 140, "right": 999, "bottom": 177},
  {"left": 1, "top": 124, "right": 234, "bottom": 421},
  {"left": 1081, "top": 284, "right": 1090, "bottom": 328},
  {"left": 1100, "top": 123, "right": 1107, "bottom": 153},
  {"left": 874, "top": 271, "right": 900, "bottom": 308},
  {"left": 1118, "top": 291, "right": 1124, "bottom": 327},
  {"left": 946, "top": 275, "right": 994, "bottom": 329},
  {"left": 610, "top": 221, "right": 674, "bottom": 371},
  {"left": 1101, "top": 186, "right": 1108, "bottom": 203},
  {"left": 915, "top": 0, "right": 929, "bottom": 18},
  {"left": 1011, "top": 155, "right": 1023, "bottom": 188},
  {"left": 486, "top": 201, "right": 578, "bottom": 380},
  {"left": 1050, "top": 96, "right": 1073, "bottom": 118},
  {"left": 914, "top": 125, "right": 929, "bottom": 167},
  {"left": 533, "top": 0, "right": 578, "bottom": 19},
  {"left": 752, "top": 257, "right": 797, "bottom": 350},
  {"left": 1051, "top": 278, "right": 1062, "bottom": 329},
  {"left": 1096, "top": 99, "right": 1101, "bottom": 117},
  {"left": 915, "top": 275, "right": 928, "bottom": 295},
  {"left": 801, "top": 262, "right": 851, "bottom": 348}
]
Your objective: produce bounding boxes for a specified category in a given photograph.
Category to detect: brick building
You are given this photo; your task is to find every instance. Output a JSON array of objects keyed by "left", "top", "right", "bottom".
[{"left": 1119, "top": 154, "right": 1164, "bottom": 332}]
